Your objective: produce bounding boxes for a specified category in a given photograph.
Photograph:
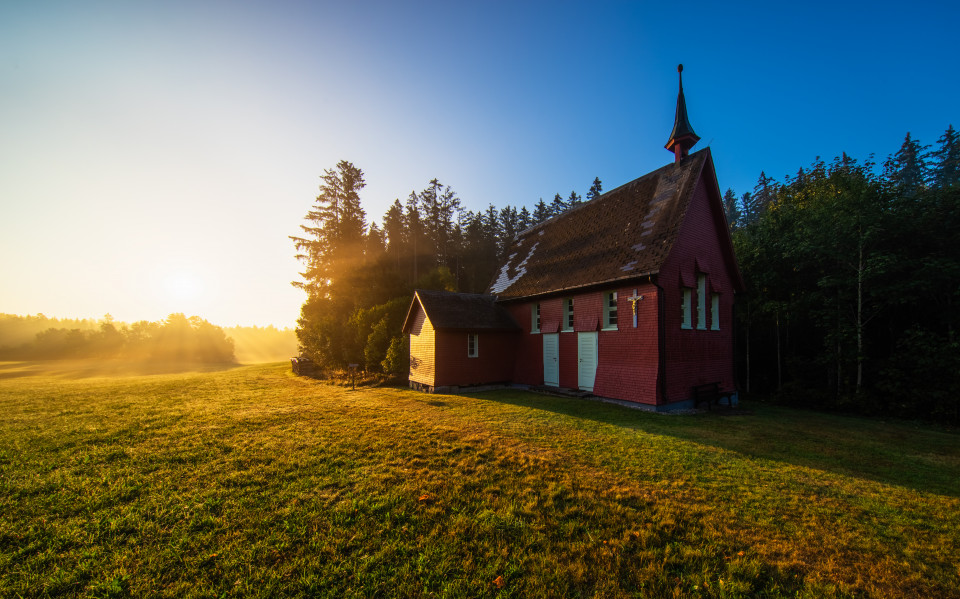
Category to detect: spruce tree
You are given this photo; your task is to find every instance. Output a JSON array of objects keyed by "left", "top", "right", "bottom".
[
  {"left": 518, "top": 206, "right": 532, "bottom": 230},
  {"left": 291, "top": 160, "right": 367, "bottom": 300},
  {"left": 931, "top": 125, "right": 960, "bottom": 190},
  {"left": 533, "top": 198, "right": 550, "bottom": 223},
  {"left": 549, "top": 193, "right": 566, "bottom": 216},
  {"left": 586, "top": 177, "right": 603, "bottom": 201},
  {"left": 567, "top": 190, "right": 582, "bottom": 209},
  {"left": 883, "top": 132, "right": 929, "bottom": 197},
  {"left": 723, "top": 188, "right": 741, "bottom": 230}
]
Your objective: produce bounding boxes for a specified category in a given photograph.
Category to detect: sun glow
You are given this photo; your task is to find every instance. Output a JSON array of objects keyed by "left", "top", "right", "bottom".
[{"left": 162, "top": 272, "right": 203, "bottom": 302}]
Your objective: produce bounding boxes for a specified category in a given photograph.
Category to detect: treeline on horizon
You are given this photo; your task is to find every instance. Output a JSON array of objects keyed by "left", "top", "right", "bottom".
[
  {"left": 294, "top": 126, "right": 959, "bottom": 422},
  {"left": 0, "top": 314, "right": 298, "bottom": 364}
]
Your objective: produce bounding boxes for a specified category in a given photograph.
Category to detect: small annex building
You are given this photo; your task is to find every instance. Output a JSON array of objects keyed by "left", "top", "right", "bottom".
[
  {"left": 401, "top": 66, "right": 744, "bottom": 410},
  {"left": 403, "top": 290, "right": 521, "bottom": 392}
]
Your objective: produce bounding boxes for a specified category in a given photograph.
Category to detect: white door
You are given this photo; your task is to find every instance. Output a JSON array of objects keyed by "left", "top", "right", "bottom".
[
  {"left": 543, "top": 333, "right": 559, "bottom": 387},
  {"left": 578, "top": 332, "right": 598, "bottom": 392}
]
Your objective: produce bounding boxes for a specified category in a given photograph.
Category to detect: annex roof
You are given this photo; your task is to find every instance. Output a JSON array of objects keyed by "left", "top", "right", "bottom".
[
  {"left": 487, "top": 148, "right": 711, "bottom": 301},
  {"left": 401, "top": 290, "right": 521, "bottom": 333}
]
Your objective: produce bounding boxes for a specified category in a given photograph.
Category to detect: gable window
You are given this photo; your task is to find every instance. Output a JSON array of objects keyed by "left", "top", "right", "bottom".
[
  {"left": 711, "top": 294, "right": 720, "bottom": 330},
  {"left": 681, "top": 288, "right": 693, "bottom": 329},
  {"left": 696, "top": 274, "right": 707, "bottom": 330},
  {"left": 467, "top": 333, "right": 478, "bottom": 358},
  {"left": 603, "top": 291, "right": 618, "bottom": 329},
  {"left": 531, "top": 303, "right": 541, "bottom": 333},
  {"left": 563, "top": 298, "right": 574, "bottom": 331}
]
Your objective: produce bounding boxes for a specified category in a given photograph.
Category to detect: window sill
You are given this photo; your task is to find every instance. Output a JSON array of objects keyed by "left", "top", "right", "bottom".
[
  {"left": 601, "top": 326, "right": 618, "bottom": 332},
  {"left": 681, "top": 324, "right": 693, "bottom": 330}
]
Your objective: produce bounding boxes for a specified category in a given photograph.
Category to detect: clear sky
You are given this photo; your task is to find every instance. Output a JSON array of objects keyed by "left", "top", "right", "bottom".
[{"left": 2, "top": 0, "right": 957, "bottom": 328}]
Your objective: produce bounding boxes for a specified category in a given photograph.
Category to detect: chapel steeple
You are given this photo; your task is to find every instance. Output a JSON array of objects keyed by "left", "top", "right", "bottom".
[{"left": 665, "top": 64, "right": 700, "bottom": 163}]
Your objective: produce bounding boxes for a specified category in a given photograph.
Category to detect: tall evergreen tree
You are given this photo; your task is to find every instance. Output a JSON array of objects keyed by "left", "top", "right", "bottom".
[
  {"left": 883, "top": 132, "right": 929, "bottom": 197},
  {"left": 931, "top": 124, "right": 960, "bottom": 190},
  {"left": 291, "top": 160, "right": 369, "bottom": 367},
  {"left": 739, "top": 191, "right": 755, "bottom": 225},
  {"left": 533, "top": 198, "right": 550, "bottom": 223},
  {"left": 586, "top": 177, "right": 603, "bottom": 202},
  {"left": 417, "top": 178, "right": 461, "bottom": 269},
  {"left": 499, "top": 206, "right": 520, "bottom": 258},
  {"left": 723, "top": 188, "right": 741, "bottom": 230},
  {"left": 291, "top": 160, "right": 367, "bottom": 300},
  {"left": 518, "top": 206, "right": 532, "bottom": 230},
  {"left": 382, "top": 199, "right": 406, "bottom": 271},
  {"left": 405, "top": 191, "right": 428, "bottom": 284},
  {"left": 549, "top": 193, "right": 566, "bottom": 216},
  {"left": 751, "top": 171, "right": 777, "bottom": 216},
  {"left": 567, "top": 190, "right": 582, "bottom": 209}
]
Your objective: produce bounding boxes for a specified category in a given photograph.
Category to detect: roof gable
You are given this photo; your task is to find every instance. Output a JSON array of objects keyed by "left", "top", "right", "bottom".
[
  {"left": 487, "top": 149, "right": 709, "bottom": 300},
  {"left": 402, "top": 290, "right": 521, "bottom": 333}
]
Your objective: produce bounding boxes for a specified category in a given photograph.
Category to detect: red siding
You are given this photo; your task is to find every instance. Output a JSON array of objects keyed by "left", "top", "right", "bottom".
[
  {"left": 593, "top": 284, "right": 659, "bottom": 405},
  {"left": 434, "top": 330, "right": 517, "bottom": 387},
  {"left": 659, "top": 174, "right": 737, "bottom": 403},
  {"left": 504, "top": 283, "right": 660, "bottom": 405},
  {"left": 506, "top": 303, "right": 543, "bottom": 385}
]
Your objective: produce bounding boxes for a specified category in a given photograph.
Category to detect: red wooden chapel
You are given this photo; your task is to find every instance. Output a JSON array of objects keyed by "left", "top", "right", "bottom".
[{"left": 402, "top": 66, "right": 744, "bottom": 410}]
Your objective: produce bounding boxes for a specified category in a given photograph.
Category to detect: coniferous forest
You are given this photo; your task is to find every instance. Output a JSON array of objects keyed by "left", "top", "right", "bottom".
[{"left": 294, "top": 127, "right": 959, "bottom": 422}]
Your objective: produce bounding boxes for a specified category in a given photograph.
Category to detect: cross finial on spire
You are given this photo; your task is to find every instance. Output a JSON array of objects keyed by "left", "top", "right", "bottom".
[{"left": 665, "top": 64, "right": 700, "bottom": 163}]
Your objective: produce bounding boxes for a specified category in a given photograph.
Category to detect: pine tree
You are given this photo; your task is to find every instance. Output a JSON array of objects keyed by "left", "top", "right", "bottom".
[
  {"left": 723, "top": 188, "right": 741, "bottom": 230},
  {"left": 567, "top": 190, "right": 582, "bottom": 209},
  {"left": 417, "top": 179, "right": 461, "bottom": 268},
  {"left": 752, "top": 171, "right": 777, "bottom": 216},
  {"left": 586, "top": 177, "right": 603, "bottom": 201},
  {"left": 533, "top": 198, "right": 550, "bottom": 223},
  {"left": 365, "top": 222, "right": 385, "bottom": 260},
  {"left": 405, "top": 191, "right": 427, "bottom": 284},
  {"left": 883, "top": 132, "right": 929, "bottom": 197},
  {"left": 291, "top": 160, "right": 367, "bottom": 299},
  {"left": 549, "top": 193, "right": 566, "bottom": 216},
  {"left": 382, "top": 199, "right": 406, "bottom": 271},
  {"left": 931, "top": 124, "right": 960, "bottom": 190},
  {"left": 518, "top": 206, "right": 532, "bottom": 230},
  {"left": 739, "top": 191, "right": 754, "bottom": 225},
  {"left": 499, "top": 206, "right": 520, "bottom": 259}
]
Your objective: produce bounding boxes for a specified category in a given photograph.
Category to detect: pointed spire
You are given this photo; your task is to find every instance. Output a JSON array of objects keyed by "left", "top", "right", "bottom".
[{"left": 665, "top": 64, "right": 700, "bottom": 163}]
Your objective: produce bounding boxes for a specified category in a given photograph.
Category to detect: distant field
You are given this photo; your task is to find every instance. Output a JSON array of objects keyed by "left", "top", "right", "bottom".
[{"left": 1, "top": 362, "right": 958, "bottom": 598}]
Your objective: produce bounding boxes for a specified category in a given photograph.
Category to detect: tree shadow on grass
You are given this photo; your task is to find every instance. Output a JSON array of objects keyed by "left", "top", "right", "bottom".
[
  {"left": 0, "top": 359, "right": 240, "bottom": 380},
  {"left": 464, "top": 388, "right": 960, "bottom": 498}
]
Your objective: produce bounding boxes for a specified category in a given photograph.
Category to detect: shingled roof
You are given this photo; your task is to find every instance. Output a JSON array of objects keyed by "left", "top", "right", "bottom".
[
  {"left": 402, "top": 290, "right": 521, "bottom": 333},
  {"left": 487, "top": 148, "right": 711, "bottom": 301}
]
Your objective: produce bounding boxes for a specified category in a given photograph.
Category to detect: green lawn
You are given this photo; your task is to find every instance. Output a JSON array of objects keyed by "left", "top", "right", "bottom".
[{"left": 1, "top": 362, "right": 958, "bottom": 598}]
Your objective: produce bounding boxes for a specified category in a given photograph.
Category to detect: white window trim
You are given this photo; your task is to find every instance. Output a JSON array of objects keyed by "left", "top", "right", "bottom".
[
  {"left": 696, "top": 274, "right": 707, "bottom": 330},
  {"left": 531, "top": 303, "right": 540, "bottom": 334},
  {"left": 681, "top": 288, "right": 693, "bottom": 330},
  {"left": 562, "top": 298, "right": 574, "bottom": 332},
  {"left": 467, "top": 333, "right": 478, "bottom": 358},
  {"left": 602, "top": 291, "right": 619, "bottom": 331}
]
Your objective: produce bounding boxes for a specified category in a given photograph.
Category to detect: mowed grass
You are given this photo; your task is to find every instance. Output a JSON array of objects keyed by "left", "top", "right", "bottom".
[{"left": 1, "top": 362, "right": 959, "bottom": 598}]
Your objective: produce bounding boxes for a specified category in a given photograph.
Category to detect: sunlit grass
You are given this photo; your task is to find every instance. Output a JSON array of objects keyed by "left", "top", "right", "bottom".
[{"left": 1, "top": 362, "right": 958, "bottom": 597}]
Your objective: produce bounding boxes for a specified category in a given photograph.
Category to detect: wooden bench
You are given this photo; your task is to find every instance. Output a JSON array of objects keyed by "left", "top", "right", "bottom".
[{"left": 692, "top": 382, "right": 735, "bottom": 410}]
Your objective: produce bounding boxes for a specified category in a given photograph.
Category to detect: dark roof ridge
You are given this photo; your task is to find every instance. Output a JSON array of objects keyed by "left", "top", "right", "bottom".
[
  {"left": 487, "top": 148, "right": 711, "bottom": 300},
  {"left": 513, "top": 148, "right": 710, "bottom": 241},
  {"left": 403, "top": 289, "right": 520, "bottom": 333}
]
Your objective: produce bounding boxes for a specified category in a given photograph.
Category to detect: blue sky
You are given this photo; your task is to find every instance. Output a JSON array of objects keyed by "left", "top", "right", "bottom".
[{"left": 1, "top": 1, "right": 957, "bottom": 327}]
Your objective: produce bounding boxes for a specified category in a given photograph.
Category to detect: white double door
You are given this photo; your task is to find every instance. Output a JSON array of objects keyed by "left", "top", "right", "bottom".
[{"left": 543, "top": 332, "right": 597, "bottom": 392}]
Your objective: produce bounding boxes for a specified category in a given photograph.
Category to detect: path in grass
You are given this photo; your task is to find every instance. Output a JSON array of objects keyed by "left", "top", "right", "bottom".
[{"left": 1, "top": 362, "right": 958, "bottom": 598}]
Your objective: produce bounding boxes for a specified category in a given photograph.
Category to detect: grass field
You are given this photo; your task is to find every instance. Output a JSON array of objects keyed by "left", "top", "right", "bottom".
[{"left": 1, "top": 361, "right": 958, "bottom": 598}]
